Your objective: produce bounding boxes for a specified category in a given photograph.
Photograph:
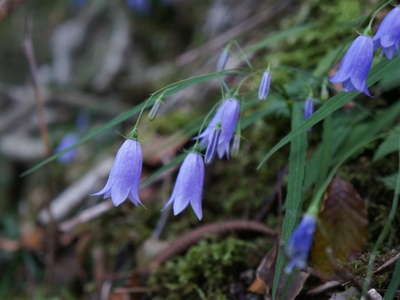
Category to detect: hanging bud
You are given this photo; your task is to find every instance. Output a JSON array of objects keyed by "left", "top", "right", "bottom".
[
  {"left": 148, "top": 98, "right": 163, "bottom": 120},
  {"left": 216, "top": 47, "right": 230, "bottom": 71},
  {"left": 231, "top": 133, "right": 241, "bottom": 157},
  {"left": 285, "top": 215, "right": 317, "bottom": 273},
  {"left": 304, "top": 98, "right": 314, "bottom": 120},
  {"left": 258, "top": 71, "right": 272, "bottom": 100}
]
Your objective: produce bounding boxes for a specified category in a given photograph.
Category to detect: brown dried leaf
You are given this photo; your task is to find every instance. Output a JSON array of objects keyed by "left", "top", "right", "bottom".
[
  {"left": 249, "top": 245, "right": 309, "bottom": 299},
  {"left": 310, "top": 177, "right": 368, "bottom": 280},
  {"left": 248, "top": 246, "right": 277, "bottom": 294}
]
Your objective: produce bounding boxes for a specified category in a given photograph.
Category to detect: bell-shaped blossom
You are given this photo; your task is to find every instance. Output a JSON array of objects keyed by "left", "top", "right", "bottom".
[
  {"left": 285, "top": 215, "right": 317, "bottom": 273},
  {"left": 373, "top": 7, "right": 400, "bottom": 59},
  {"left": 304, "top": 98, "right": 314, "bottom": 120},
  {"left": 56, "top": 133, "right": 79, "bottom": 164},
  {"left": 93, "top": 139, "right": 143, "bottom": 206},
  {"left": 258, "top": 71, "right": 272, "bottom": 100},
  {"left": 196, "top": 98, "right": 240, "bottom": 159},
  {"left": 163, "top": 152, "right": 205, "bottom": 220},
  {"left": 216, "top": 48, "right": 230, "bottom": 71},
  {"left": 330, "top": 35, "right": 374, "bottom": 96}
]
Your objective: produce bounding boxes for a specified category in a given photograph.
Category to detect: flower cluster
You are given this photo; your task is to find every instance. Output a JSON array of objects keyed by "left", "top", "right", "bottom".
[
  {"left": 330, "top": 7, "right": 400, "bottom": 96},
  {"left": 93, "top": 96, "right": 241, "bottom": 220},
  {"left": 91, "top": 7, "right": 399, "bottom": 226},
  {"left": 196, "top": 98, "right": 241, "bottom": 161},
  {"left": 164, "top": 97, "right": 241, "bottom": 219}
]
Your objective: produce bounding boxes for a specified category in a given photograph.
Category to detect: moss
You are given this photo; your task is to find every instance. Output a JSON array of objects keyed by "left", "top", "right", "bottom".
[{"left": 148, "top": 237, "right": 267, "bottom": 299}]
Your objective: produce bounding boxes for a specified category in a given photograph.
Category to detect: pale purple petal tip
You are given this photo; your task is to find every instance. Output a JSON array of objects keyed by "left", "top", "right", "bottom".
[
  {"left": 165, "top": 152, "right": 205, "bottom": 220},
  {"left": 329, "top": 35, "right": 374, "bottom": 96},
  {"left": 92, "top": 139, "right": 143, "bottom": 207},
  {"left": 373, "top": 7, "right": 400, "bottom": 60},
  {"left": 197, "top": 98, "right": 240, "bottom": 160}
]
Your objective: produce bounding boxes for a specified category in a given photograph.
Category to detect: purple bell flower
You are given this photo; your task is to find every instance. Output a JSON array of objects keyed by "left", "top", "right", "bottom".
[
  {"left": 216, "top": 48, "right": 230, "bottom": 71},
  {"left": 258, "top": 71, "right": 272, "bottom": 100},
  {"left": 56, "top": 133, "right": 79, "bottom": 164},
  {"left": 196, "top": 98, "right": 240, "bottom": 159},
  {"left": 93, "top": 139, "right": 143, "bottom": 207},
  {"left": 163, "top": 152, "right": 205, "bottom": 220},
  {"left": 330, "top": 35, "right": 374, "bottom": 96},
  {"left": 304, "top": 98, "right": 314, "bottom": 120},
  {"left": 285, "top": 215, "right": 317, "bottom": 273},
  {"left": 373, "top": 7, "right": 400, "bottom": 59}
]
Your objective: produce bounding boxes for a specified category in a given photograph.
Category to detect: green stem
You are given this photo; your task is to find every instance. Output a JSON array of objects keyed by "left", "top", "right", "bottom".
[{"left": 365, "top": 0, "right": 393, "bottom": 35}]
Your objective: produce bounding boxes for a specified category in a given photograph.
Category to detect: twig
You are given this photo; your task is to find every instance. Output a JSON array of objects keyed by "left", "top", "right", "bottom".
[
  {"left": 23, "top": 17, "right": 50, "bottom": 155},
  {"left": 148, "top": 220, "right": 277, "bottom": 271},
  {"left": 0, "top": 0, "right": 26, "bottom": 22},
  {"left": 306, "top": 281, "right": 342, "bottom": 295},
  {"left": 374, "top": 251, "right": 400, "bottom": 274},
  {"left": 93, "top": 5, "right": 130, "bottom": 91},
  {"left": 59, "top": 200, "right": 114, "bottom": 232},
  {"left": 39, "top": 157, "right": 114, "bottom": 224}
]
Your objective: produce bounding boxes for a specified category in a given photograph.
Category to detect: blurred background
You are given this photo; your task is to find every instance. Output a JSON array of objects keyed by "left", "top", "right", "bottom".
[{"left": 1, "top": 0, "right": 399, "bottom": 299}]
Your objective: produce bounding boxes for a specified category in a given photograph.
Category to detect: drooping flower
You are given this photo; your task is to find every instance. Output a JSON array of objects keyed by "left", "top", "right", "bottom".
[
  {"left": 56, "top": 133, "right": 79, "bottom": 164},
  {"left": 329, "top": 35, "right": 374, "bottom": 96},
  {"left": 216, "top": 48, "right": 230, "bottom": 71},
  {"left": 258, "top": 71, "right": 272, "bottom": 100},
  {"left": 285, "top": 215, "right": 317, "bottom": 273},
  {"left": 196, "top": 98, "right": 240, "bottom": 159},
  {"left": 93, "top": 139, "right": 143, "bottom": 206},
  {"left": 373, "top": 7, "right": 400, "bottom": 59},
  {"left": 163, "top": 152, "right": 205, "bottom": 220},
  {"left": 304, "top": 98, "right": 314, "bottom": 120}
]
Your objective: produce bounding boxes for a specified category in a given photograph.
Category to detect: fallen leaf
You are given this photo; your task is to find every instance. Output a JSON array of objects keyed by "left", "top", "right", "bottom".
[
  {"left": 310, "top": 177, "right": 368, "bottom": 280},
  {"left": 248, "top": 245, "right": 277, "bottom": 294},
  {"left": 249, "top": 245, "right": 309, "bottom": 299}
]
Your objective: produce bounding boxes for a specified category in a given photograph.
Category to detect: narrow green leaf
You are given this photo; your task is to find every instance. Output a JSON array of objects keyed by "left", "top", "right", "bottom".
[
  {"left": 21, "top": 70, "right": 241, "bottom": 177},
  {"left": 272, "top": 102, "right": 308, "bottom": 298},
  {"left": 337, "top": 101, "right": 400, "bottom": 163},
  {"left": 384, "top": 258, "right": 400, "bottom": 300},
  {"left": 379, "top": 173, "right": 398, "bottom": 190},
  {"left": 374, "top": 126, "right": 400, "bottom": 161}
]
